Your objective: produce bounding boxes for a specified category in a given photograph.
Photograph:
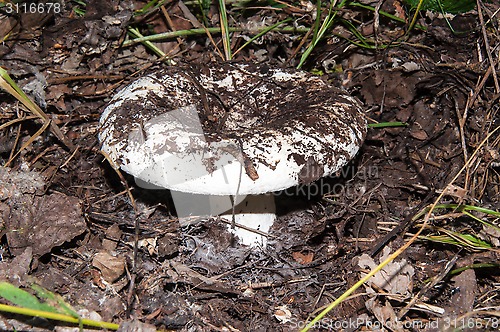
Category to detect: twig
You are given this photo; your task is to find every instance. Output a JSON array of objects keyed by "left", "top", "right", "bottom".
[
  {"left": 398, "top": 251, "right": 461, "bottom": 319},
  {"left": 477, "top": 0, "right": 500, "bottom": 93}
]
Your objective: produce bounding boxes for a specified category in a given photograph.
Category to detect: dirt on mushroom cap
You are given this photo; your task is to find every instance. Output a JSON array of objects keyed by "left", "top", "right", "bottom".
[{"left": 99, "top": 62, "right": 367, "bottom": 194}]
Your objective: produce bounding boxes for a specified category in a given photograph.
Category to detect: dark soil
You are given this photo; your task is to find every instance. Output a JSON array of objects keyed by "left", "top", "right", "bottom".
[{"left": 0, "top": 1, "right": 499, "bottom": 331}]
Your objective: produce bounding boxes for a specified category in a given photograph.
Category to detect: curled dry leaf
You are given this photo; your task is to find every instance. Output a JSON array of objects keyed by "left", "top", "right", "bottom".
[
  {"left": 274, "top": 305, "right": 292, "bottom": 324},
  {"left": 365, "top": 297, "right": 401, "bottom": 332},
  {"left": 92, "top": 251, "right": 126, "bottom": 284},
  {"left": 357, "top": 247, "right": 415, "bottom": 297},
  {"left": 292, "top": 251, "right": 314, "bottom": 264}
]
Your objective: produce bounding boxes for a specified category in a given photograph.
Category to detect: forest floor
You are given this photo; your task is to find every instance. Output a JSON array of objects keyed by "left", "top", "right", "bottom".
[{"left": 0, "top": 0, "right": 499, "bottom": 331}]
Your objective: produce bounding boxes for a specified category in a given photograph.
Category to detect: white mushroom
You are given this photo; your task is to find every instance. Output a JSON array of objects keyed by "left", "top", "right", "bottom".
[{"left": 99, "top": 62, "right": 366, "bottom": 246}]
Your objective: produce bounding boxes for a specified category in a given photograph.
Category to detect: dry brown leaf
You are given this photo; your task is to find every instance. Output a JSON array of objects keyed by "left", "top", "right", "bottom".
[
  {"left": 292, "top": 251, "right": 314, "bottom": 264},
  {"left": 92, "top": 251, "right": 126, "bottom": 283},
  {"left": 357, "top": 247, "right": 415, "bottom": 297}
]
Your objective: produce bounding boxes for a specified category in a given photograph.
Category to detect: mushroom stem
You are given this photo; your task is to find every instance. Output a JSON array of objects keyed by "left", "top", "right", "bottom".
[
  {"left": 171, "top": 191, "right": 276, "bottom": 246},
  {"left": 221, "top": 194, "right": 276, "bottom": 247}
]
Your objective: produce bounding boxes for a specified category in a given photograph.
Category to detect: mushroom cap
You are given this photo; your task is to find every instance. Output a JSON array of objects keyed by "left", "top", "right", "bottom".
[{"left": 99, "top": 62, "right": 366, "bottom": 195}]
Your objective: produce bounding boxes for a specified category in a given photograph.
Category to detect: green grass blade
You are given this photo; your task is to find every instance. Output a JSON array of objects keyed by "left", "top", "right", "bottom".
[
  {"left": 298, "top": 0, "right": 349, "bottom": 68},
  {"left": 0, "top": 282, "right": 58, "bottom": 314},
  {"left": 31, "top": 284, "right": 79, "bottom": 318},
  {"left": 462, "top": 211, "right": 500, "bottom": 232},
  {"left": 368, "top": 122, "right": 408, "bottom": 128},
  {"left": 127, "top": 27, "right": 167, "bottom": 59},
  {"left": 420, "top": 230, "right": 492, "bottom": 250},
  {"left": 340, "top": 18, "right": 373, "bottom": 48},
  {"left": 402, "top": 0, "right": 476, "bottom": 14},
  {"left": 0, "top": 303, "right": 119, "bottom": 330},
  {"left": 407, "top": 0, "right": 425, "bottom": 35},
  {"left": 134, "top": 0, "right": 170, "bottom": 16},
  {"left": 0, "top": 68, "right": 45, "bottom": 119},
  {"left": 219, "top": 0, "right": 232, "bottom": 60},
  {"left": 350, "top": 2, "right": 426, "bottom": 31},
  {"left": 0, "top": 282, "right": 119, "bottom": 330},
  {"left": 0, "top": 67, "right": 75, "bottom": 151},
  {"left": 311, "top": 0, "right": 322, "bottom": 42},
  {"left": 450, "top": 263, "right": 500, "bottom": 276},
  {"left": 460, "top": 205, "right": 500, "bottom": 217},
  {"left": 122, "top": 26, "right": 311, "bottom": 46}
]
